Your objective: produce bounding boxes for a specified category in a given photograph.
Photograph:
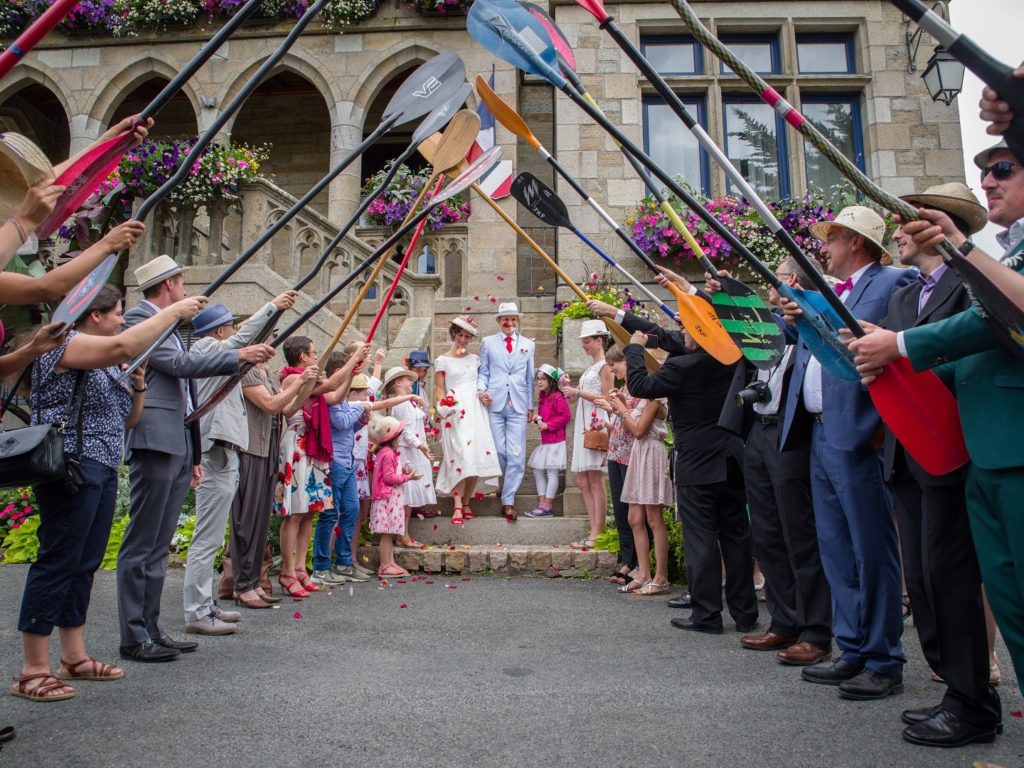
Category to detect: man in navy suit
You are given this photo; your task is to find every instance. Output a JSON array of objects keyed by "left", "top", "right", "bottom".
[{"left": 778, "top": 206, "right": 913, "bottom": 699}]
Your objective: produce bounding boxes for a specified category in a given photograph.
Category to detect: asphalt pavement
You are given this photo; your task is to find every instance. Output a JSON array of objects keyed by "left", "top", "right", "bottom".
[{"left": 0, "top": 567, "right": 1021, "bottom": 768}]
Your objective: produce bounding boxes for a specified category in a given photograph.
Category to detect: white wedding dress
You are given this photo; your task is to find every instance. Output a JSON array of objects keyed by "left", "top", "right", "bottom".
[{"left": 434, "top": 354, "right": 501, "bottom": 495}]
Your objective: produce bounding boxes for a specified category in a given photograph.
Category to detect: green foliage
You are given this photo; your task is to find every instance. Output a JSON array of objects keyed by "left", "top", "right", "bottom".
[
  {"left": 0, "top": 486, "right": 37, "bottom": 540},
  {"left": 101, "top": 515, "right": 131, "bottom": 570},
  {"left": 2, "top": 513, "right": 40, "bottom": 564},
  {"left": 550, "top": 268, "right": 659, "bottom": 336},
  {"left": 592, "top": 524, "right": 619, "bottom": 554},
  {"left": 664, "top": 507, "right": 686, "bottom": 585},
  {"left": 172, "top": 513, "right": 197, "bottom": 561}
]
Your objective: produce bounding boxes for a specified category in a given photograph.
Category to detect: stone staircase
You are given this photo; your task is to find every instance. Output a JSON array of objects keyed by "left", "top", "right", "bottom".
[{"left": 357, "top": 543, "right": 617, "bottom": 578}]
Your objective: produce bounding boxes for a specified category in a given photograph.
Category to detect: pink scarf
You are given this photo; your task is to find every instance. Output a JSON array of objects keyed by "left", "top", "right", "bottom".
[{"left": 280, "top": 366, "right": 332, "bottom": 464}]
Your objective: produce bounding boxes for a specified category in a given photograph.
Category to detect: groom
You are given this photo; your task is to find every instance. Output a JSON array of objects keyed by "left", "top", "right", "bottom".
[{"left": 477, "top": 301, "right": 536, "bottom": 521}]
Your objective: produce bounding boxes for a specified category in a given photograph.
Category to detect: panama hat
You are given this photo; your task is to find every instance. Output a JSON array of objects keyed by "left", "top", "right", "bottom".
[
  {"left": 538, "top": 363, "right": 563, "bottom": 380},
  {"left": 133, "top": 254, "right": 185, "bottom": 292},
  {"left": 451, "top": 315, "right": 479, "bottom": 336},
  {"left": 191, "top": 304, "right": 237, "bottom": 336},
  {"left": 810, "top": 205, "right": 887, "bottom": 253},
  {"left": 350, "top": 374, "right": 370, "bottom": 390},
  {"left": 0, "top": 132, "right": 55, "bottom": 222},
  {"left": 370, "top": 415, "right": 405, "bottom": 444},
  {"left": 495, "top": 301, "right": 521, "bottom": 318},
  {"left": 900, "top": 182, "right": 989, "bottom": 236},
  {"left": 578, "top": 318, "right": 611, "bottom": 338},
  {"left": 383, "top": 366, "right": 416, "bottom": 390},
  {"left": 407, "top": 349, "right": 431, "bottom": 368},
  {"left": 973, "top": 138, "right": 1017, "bottom": 168}
]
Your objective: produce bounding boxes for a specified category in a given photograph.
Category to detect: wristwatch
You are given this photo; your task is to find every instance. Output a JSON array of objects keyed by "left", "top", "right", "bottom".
[{"left": 958, "top": 241, "right": 975, "bottom": 257}]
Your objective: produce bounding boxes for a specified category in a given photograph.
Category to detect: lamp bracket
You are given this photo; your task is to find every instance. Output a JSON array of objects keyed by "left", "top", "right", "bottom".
[{"left": 904, "top": 0, "right": 949, "bottom": 73}]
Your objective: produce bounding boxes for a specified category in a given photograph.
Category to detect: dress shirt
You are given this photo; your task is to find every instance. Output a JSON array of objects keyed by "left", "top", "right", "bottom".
[
  {"left": 917, "top": 262, "right": 949, "bottom": 314},
  {"left": 753, "top": 346, "right": 793, "bottom": 416}
]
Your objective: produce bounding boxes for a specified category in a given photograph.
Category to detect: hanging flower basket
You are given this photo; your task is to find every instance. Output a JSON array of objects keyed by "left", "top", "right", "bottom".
[
  {"left": 362, "top": 161, "right": 470, "bottom": 231},
  {"left": 411, "top": 0, "right": 472, "bottom": 17}
]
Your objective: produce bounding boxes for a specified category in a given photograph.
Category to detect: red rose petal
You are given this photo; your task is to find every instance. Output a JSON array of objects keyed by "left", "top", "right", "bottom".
[
  {"left": 397, "top": 579, "right": 407, "bottom": 584},
  {"left": 1012, "top": 711, "right": 1023, "bottom": 718},
  {"left": 425, "top": 580, "right": 434, "bottom": 584},
  {"left": 449, "top": 545, "right": 456, "bottom": 550},
  {"left": 461, "top": 577, "right": 470, "bottom": 582},
  {"left": 293, "top": 612, "right": 303, "bottom": 619},
  {"left": 433, "top": 524, "right": 438, "bottom": 531},
  {"left": 473, "top": 492, "right": 484, "bottom": 500},
  {"left": 446, "top": 584, "right": 457, "bottom": 589},
  {"left": 400, "top": 603, "right": 408, "bottom": 609},
  {"left": 496, "top": 275, "right": 505, "bottom": 281}
]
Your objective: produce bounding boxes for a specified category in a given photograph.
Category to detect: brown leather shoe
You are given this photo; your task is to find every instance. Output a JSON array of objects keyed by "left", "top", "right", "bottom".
[
  {"left": 502, "top": 505, "right": 518, "bottom": 522},
  {"left": 776, "top": 641, "right": 830, "bottom": 666},
  {"left": 740, "top": 631, "right": 798, "bottom": 651}
]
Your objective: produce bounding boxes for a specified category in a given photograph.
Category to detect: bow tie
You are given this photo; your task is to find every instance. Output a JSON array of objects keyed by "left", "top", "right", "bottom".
[
  {"left": 834, "top": 278, "right": 854, "bottom": 296},
  {"left": 504, "top": 335, "right": 514, "bottom": 353}
]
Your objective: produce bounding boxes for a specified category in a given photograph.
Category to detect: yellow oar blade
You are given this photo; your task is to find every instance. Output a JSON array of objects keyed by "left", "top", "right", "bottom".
[{"left": 603, "top": 318, "right": 659, "bottom": 373}]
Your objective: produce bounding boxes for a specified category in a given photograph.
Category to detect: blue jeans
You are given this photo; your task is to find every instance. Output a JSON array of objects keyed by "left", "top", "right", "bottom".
[{"left": 313, "top": 462, "right": 358, "bottom": 570}]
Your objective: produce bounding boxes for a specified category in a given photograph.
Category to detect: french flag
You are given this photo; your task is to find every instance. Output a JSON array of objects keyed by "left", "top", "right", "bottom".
[{"left": 467, "top": 65, "right": 514, "bottom": 199}]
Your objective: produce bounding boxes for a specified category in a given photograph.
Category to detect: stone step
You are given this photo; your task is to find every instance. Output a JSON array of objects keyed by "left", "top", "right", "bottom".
[
  {"left": 428, "top": 493, "right": 563, "bottom": 516},
  {"left": 357, "top": 543, "right": 616, "bottom": 578},
  {"left": 408, "top": 516, "right": 590, "bottom": 545}
]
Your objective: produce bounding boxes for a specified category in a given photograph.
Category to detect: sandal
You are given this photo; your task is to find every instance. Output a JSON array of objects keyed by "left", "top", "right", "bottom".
[
  {"left": 461, "top": 506, "right": 476, "bottom": 520},
  {"left": 399, "top": 538, "right": 426, "bottom": 549},
  {"left": 278, "top": 574, "right": 308, "bottom": 598},
  {"left": 617, "top": 579, "right": 647, "bottom": 594},
  {"left": 296, "top": 569, "right": 320, "bottom": 592},
  {"left": 57, "top": 656, "right": 124, "bottom": 682},
  {"left": 569, "top": 538, "right": 596, "bottom": 550},
  {"left": 10, "top": 673, "right": 75, "bottom": 702},
  {"left": 450, "top": 508, "right": 464, "bottom": 527},
  {"left": 609, "top": 569, "right": 630, "bottom": 586},
  {"left": 378, "top": 564, "right": 409, "bottom": 578},
  {"left": 635, "top": 581, "right": 671, "bottom": 597}
]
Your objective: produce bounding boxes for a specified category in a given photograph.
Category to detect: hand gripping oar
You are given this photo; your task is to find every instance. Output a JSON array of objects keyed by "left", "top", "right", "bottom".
[
  {"left": 0, "top": 0, "right": 79, "bottom": 81},
  {"left": 670, "top": 0, "right": 1024, "bottom": 362},
  {"left": 470, "top": 0, "right": 967, "bottom": 475},
  {"left": 476, "top": 76, "right": 744, "bottom": 366},
  {"left": 35, "top": 0, "right": 269, "bottom": 239},
  {"left": 186, "top": 103, "right": 479, "bottom": 422}
]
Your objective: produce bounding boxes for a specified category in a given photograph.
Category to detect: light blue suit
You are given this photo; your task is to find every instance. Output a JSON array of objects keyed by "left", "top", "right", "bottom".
[{"left": 477, "top": 331, "right": 535, "bottom": 505}]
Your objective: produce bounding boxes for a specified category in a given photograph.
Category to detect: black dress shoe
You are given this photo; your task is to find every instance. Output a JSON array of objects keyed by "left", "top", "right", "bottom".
[
  {"left": 120, "top": 640, "right": 180, "bottom": 663},
  {"left": 735, "top": 620, "right": 761, "bottom": 633},
  {"left": 670, "top": 617, "right": 723, "bottom": 635},
  {"left": 801, "top": 658, "right": 864, "bottom": 685},
  {"left": 154, "top": 634, "right": 198, "bottom": 654},
  {"left": 667, "top": 592, "right": 692, "bottom": 609},
  {"left": 902, "top": 710, "right": 1000, "bottom": 748},
  {"left": 838, "top": 668, "right": 903, "bottom": 700},
  {"left": 901, "top": 704, "right": 943, "bottom": 725}
]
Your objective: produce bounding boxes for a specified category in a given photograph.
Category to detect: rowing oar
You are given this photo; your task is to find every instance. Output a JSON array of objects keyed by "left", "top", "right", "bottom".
[
  {"left": 671, "top": 0, "right": 1024, "bottom": 361},
  {"left": 475, "top": 76, "right": 745, "bottom": 366},
  {"left": 35, "top": 0, "right": 268, "bottom": 239},
  {"left": 187, "top": 104, "right": 479, "bottom": 423},
  {"left": 0, "top": 0, "right": 79, "bottom": 81},
  {"left": 470, "top": 0, "right": 967, "bottom": 475},
  {"left": 112, "top": 0, "right": 329, "bottom": 381}
]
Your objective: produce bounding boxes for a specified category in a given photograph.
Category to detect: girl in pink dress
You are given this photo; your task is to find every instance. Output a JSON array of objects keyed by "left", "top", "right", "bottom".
[
  {"left": 369, "top": 416, "right": 419, "bottom": 578},
  {"left": 527, "top": 364, "right": 571, "bottom": 517}
]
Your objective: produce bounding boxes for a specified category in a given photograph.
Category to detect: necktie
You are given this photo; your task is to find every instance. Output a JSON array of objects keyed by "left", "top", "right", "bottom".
[
  {"left": 834, "top": 278, "right": 854, "bottom": 297},
  {"left": 505, "top": 335, "right": 513, "bottom": 353}
]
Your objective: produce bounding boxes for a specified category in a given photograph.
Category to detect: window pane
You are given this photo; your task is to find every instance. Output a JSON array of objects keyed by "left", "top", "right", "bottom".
[
  {"left": 720, "top": 39, "right": 777, "bottom": 75},
  {"left": 803, "top": 98, "right": 861, "bottom": 199},
  {"left": 797, "top": 40, "right": 853, "bottom": 73},
  {"left": 643, "top": 98, "right": 705, "bottom": 192},
  {"left": 642, "top": 40, "right": 699, "bottom": 75},
  {"left": 724, "top": 100, "right": 784, "bottom": 198}
]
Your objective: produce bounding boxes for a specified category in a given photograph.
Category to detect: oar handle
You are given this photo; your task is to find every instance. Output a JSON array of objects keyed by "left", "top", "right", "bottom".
[{"left": 0, "top": 0, "right": 79, "bottom": 81}]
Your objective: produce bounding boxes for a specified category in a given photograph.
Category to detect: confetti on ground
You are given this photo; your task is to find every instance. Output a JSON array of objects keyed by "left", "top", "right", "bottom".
[
  {"left": 397, "top": 579, "right": 407, "bottom": 584},
  {"left": 425, "top": 580, "right": 435, "bottom": 584},
  {"left": 446, "top": 584, "right": 457, "bottom": 589},
  {"left": 400, "top": 603, "right": 408, "bottom": 609},
  {"left": 433, "top": 524, "right": 438, "bottom": 531},
  {"left": 1013, "top": 711, "right": 1023, "bottom": 718},
  {"left": 449, "top": 546, "right": 456, "bottom": 550},
  {"left": 461, "top": 577, "right": 471, "bottom": 582},
  {"left": 348, "top": 586, "right": 354, "bottom": 597},
  {"left": 293, "top": 612, "right": 302, "bottom": 619}
]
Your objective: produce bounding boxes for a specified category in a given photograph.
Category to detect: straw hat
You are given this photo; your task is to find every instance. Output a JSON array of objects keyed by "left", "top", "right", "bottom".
[
  {"left": 973, "top": 138, "right": 1016, "bottom": 168},
  {"left": 0, "top": 132, "right": 54, "bottom": 222},
  {"left": 495, "top": 301, "right": 521, "bottom": 318},
  {"left": 451, "top": 315, "right": 479, "bottom": 336},
  {"left": 383, "top": 366, "right": 416, "bottom": 390},
  {"left": 578, "top": 318, "right": 611, "bottom": 338},
  {"left": 133, "top": 254, "right": 185, "bottom": 292},
  {"left": 900, "top": 182, "right": 989, "bottom": 236},
  {"left": 350, "top": 374, "right": 370, "bottom": 390},
  {"left": 370, "top": 415, "right": 405, "bottom": 444},
  {"left": 810, "top": 205, "right": 887, "bottom": 253}
]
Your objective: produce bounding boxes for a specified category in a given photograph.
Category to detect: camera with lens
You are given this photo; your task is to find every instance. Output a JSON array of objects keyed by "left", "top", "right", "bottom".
[{"left": 735, "top": 379, "right": 771, "bottom": 408}]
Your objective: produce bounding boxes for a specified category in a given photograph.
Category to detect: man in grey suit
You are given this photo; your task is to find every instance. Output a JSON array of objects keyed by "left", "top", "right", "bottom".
[{"left": 117, "top": 255, "right": 275, "bottom": 663}]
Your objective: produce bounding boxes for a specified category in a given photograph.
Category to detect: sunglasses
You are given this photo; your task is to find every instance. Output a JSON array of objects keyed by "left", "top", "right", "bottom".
[{"left": 980, "top": 160, "right": 1023, "bottom": 181}]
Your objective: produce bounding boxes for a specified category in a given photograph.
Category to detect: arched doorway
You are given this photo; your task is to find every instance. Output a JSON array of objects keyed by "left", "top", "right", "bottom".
[
  {"left": 111, "top": 77, "right": 198, "bottom": 142},
  {"left": 0, "top": 82, "right": 70, "bottom": 163},
  {"left": 360, "top": 65, "right": 432, "bottom": 185},
  {"left": 232, "top": 71, "right": 331, "bottom": 215}
]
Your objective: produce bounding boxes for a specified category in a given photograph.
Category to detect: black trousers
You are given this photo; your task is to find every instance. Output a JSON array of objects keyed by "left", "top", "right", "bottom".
[
  {"left": 676, "top": 456, "right": 757, "bottom": 627},
  {"left": 230, "top": 425, "right": 279, "bottom": 593},
  {"left": 744, "top": 420, "right": 831, "bottom": 648},
  {"left": 608, "top": 459, "right": 653, "bottom": 571},
  {"left": 892, "top": 469, "right": 1001, "bottom": 726}
]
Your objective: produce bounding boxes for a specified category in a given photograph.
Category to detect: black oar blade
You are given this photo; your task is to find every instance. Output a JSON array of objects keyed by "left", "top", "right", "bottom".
[
  {"left": 50, "top": 254, "right": 119, "bottom": 336},
  {"left": 510, "top": 172, "right": 573, "bottom": 229},
  {"left": 382, "top": 52, "right": 468, "bottom": 128},
  {"left": 410, "top": 82, "right": 471, "bottom": 145}
]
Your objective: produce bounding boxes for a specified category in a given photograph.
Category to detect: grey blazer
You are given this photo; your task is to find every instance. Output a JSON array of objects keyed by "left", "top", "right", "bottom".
[{"left": 124, "top": 300, "right": 240, "bottom": 459}]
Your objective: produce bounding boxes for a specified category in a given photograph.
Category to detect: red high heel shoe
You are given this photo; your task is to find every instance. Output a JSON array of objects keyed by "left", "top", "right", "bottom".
[
  {"left": 296, "top": 569, "right": 320, "bottom": 592},
  {"left": 278, "top": 574, "right": 308, "bottom": 598}
]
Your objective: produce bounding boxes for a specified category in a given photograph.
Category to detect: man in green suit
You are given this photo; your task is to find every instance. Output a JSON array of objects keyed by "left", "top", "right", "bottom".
[{"left": 850, "top": 139, "right": 1024, "bottom": 707}]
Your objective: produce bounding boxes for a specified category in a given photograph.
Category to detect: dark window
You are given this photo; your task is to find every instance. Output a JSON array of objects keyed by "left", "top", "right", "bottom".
[
  {"left": 723, "top": 96, "right": 789, "bottom": 199},
  {"left": 642, "top": 95, "right": 709, "bottom": 194},
  {"left": 801, "top": 94, "right": 864, "bottom": 198}
]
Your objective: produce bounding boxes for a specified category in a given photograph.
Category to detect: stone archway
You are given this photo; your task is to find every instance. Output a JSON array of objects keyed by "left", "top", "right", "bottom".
[
  {"left": 0, "top": 82, "right": 70, "bottom": 163},
  {"left": 110, "top": 77, "right": 198, "bottom": 142},
  {"left": 360, "top": 64, "right": 432, "bottom": 185}
]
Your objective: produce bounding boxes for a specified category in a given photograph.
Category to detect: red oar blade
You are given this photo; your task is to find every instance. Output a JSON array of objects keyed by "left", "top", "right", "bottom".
[
  {"left": 868, "top": 357, "right": 968, "bottom": 476},
  {"left": 574, "top": 0, "right": 609, "bottom": 22},
  {"left": 36, "top": 129, "right": 136, "bottom": 240}
]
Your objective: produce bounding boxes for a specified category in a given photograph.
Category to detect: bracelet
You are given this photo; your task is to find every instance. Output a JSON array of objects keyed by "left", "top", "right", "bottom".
[
  {"left": 132, "top": 386, "right": 147, "bottom": 393},
  {"left": 6, "top": 217, "right": 27, "bottom": 244}
]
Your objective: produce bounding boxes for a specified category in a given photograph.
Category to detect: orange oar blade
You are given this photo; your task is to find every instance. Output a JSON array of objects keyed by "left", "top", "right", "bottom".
[
  {"left": 666, "top": 284, "right": 741, "bottom": 365},
  {"left": 868, "top": 358, "right": 968, "bottom": 476}
]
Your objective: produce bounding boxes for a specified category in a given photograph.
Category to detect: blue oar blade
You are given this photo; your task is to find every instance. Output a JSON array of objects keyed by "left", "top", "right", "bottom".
[
  {"left": 468, "top": 0, "right": 563, "bottom": 86},
  {"left": 781, "top": 286, "right": 859, "bottom": 381}
]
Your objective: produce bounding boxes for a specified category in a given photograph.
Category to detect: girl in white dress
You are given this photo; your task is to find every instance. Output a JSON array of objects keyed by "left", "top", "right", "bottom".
[
  {"left": 564, "top": 319, "right": 614, "bottom": 549},
  {"left": 434, "top": 316, "right": 501, "bottom": 526},
  {"left": 384, "top": 367, "right": 435, "bottom": 548}
]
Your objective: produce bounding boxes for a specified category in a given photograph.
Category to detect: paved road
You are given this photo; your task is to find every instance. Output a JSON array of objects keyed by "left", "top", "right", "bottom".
[{"left": 0, "top": 567, "right": 1021, "bottom": 768}]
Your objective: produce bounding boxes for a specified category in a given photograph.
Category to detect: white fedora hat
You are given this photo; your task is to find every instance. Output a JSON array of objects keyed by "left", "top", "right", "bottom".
[
  {"left": 495, "top": 301, "right": 521, "bottom": 317},
  {"left": 578, "top": 318, "right": 611, "bottom": 338},
  {"left": 133, "top": 254, "right": 186, "bottom": 292},
  {"left": 0, "top": 132, "right": 54, "bottom": 222},
  {"left": 451, "top": 315, "right": 479, "bottom": 336},
  {"left": 900, "top": 182, "right": 989, "bottom": 236},
  {"left": 810, "top": 205, "right": 887, "bottom": 253}
]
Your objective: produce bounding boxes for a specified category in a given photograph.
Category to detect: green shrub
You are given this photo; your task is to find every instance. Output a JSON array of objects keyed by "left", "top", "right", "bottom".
[
  {"left": 101, "top": 515, "right": 131, "bottom": 570},
  {"left": 2, "top": 513, "right": 41, "bottom": 564}
]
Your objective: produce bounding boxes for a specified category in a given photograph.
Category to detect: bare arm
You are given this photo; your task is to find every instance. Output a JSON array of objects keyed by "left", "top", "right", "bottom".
[
  {"left": 124, "top": 365, "right": 148, "bottom": 430},
  {"left": 243, "top": 366, "right": 316, "bottom": 414},
  {"left": 373, "top": 393, "right": 422, "bottom": 411},
  {"left": 0, "top": 323, "right": 65, "bottom": 376},
  {"left": 52, "top": 116, "right": 152, "bottom": 178}
]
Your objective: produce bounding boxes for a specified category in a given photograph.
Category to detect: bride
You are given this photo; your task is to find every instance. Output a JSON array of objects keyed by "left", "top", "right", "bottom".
[{"left": 434, "top": 316, "right": 501, "bottom": 525}]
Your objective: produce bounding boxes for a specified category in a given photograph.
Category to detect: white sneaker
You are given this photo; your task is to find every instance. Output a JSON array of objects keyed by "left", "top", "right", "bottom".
[
  {"left": 333, "top": 565, "right": 371, "bottom": 583},
  {"left": 185, "top": 615, "right": 237, "bottom": 635}
]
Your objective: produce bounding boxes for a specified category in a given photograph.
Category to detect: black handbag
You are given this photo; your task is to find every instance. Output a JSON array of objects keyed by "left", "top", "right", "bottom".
[{"left": 0, "top": 365, "right": 88, "bottom": 492}]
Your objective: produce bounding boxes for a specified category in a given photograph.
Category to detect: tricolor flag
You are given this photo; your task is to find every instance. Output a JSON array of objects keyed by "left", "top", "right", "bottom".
[{"left": 467, "top": 65, "right": 514, "bottom": 199}]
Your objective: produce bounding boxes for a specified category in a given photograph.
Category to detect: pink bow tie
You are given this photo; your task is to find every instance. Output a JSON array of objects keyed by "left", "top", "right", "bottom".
[{"left": 834, "top": 278, "right": 854, "bottom": 296}]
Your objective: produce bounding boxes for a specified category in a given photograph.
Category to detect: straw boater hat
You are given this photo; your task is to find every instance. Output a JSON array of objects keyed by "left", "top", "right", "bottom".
[
  {"left": 495, "top": 301, "right": 522, "bottom": 318},
  {"left": 900, "top": 182, "right": 988, "bottom": 236},
  {"left": 383, "top": 366, "right": 416, "bottom": 390},
  {"left": 370, "top": 415, "right": 405, "bottom": 444},
  {"left": 350, "top": 374, "right": 370, "bottom": 390},
  {"left": 133, "top": 254, "right": 186, "bottom": 292},
  {"left": 0, "top": 132, "right": 54, "bottom": 222},
  {"left": 810, "top": 205, "right": 887, "bottom": 253},
  {"left": 578, "top": 318, "right": 611, "bottom": 338},
  {"left": 451, "top": 315, "right": 479, "bottom": 336}
]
